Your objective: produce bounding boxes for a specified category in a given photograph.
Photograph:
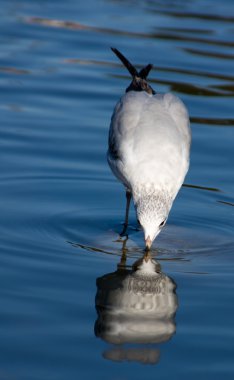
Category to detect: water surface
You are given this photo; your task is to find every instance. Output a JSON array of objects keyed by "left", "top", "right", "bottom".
[{"left": 0, "top": 0, "right": 234, "bottom": 379}]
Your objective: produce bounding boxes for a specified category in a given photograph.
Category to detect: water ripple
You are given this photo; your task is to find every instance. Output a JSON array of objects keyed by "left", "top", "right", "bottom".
[{"left": 25, "top": 16, "right": 234, "bottom": 47}]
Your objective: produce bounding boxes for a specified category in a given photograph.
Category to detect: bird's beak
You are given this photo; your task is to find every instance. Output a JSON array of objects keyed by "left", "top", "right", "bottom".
[
  {"left": 145, "top": 236, "right": 152, "bottom": 250},
  {"left": 143, "top": 250, "right": 151, "bottom": 262}
]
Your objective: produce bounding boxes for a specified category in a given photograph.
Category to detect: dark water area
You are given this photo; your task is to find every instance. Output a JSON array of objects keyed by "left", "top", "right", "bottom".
[{"left": 0, "top": 0, "right": 234, "bottom": 379}]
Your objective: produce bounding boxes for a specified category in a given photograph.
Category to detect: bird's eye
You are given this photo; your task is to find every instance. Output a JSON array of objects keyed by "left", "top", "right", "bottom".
[{"left": 159, "top": 219, "right": 166, "bottom": 228}]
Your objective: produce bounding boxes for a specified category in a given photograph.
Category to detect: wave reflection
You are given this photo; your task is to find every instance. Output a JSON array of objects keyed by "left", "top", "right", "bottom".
[{"left": 95, "top": 251, "right": 177, "bottom": 364}]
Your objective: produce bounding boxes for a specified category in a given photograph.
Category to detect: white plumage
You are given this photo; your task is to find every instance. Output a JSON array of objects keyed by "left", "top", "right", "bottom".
[{"left": 107, "top": 48, "right": 191, "bottom": 249}]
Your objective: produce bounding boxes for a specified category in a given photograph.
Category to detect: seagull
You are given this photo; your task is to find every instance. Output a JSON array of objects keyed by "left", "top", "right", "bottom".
[{"left": 107, "top": 48, "right": 191, "bottom": 250}]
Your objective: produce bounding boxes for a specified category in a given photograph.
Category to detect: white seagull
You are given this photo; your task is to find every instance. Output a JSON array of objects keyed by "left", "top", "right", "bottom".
[{"left": 107, "top": 48, "right": 191, "bottom": 250}]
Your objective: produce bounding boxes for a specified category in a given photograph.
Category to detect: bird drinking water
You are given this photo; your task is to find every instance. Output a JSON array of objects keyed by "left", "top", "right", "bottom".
[{"left": 107, "top": 48, "right": 191, "bottom": 250}]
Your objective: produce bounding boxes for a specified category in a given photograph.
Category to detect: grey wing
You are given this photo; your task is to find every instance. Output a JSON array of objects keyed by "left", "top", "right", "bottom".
[
  {"left": 164, "top": 93, "right": 191, "bottom": 148},
  {"left": 107, "top": 104, "right": 130, "bottom": 188},
  {"left": 108, "top": 121, "right": 119, "bottom": 160}
]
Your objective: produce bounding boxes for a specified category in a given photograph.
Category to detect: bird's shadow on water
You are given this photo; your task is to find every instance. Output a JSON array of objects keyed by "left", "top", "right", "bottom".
[{"left": 94, "top": 250, "right": 178, "bottom": 365}]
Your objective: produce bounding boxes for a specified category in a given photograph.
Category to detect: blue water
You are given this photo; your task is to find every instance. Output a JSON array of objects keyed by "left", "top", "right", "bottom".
[{"left": 0, "top": 0, "right": 234, "bottom": 379}]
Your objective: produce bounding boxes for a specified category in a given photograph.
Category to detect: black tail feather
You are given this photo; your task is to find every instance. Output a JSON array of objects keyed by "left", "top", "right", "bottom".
[
  {"left": 139, "top": 64, "right": 153, "bottom": 79},
  {"left": 111, "top": 47, "right": 138, "bottom": 78},
  {"left": 111, "top": 47, "right": 156, "bottom": 95}
]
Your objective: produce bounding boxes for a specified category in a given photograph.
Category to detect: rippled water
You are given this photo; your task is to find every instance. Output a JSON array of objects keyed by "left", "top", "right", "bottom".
[{"left": 1, "top": 0, "right": 234, "bottom": 378}]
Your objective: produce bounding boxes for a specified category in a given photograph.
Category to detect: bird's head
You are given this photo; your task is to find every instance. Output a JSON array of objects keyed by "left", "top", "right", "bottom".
[{"left": 134, "top": 190, "right": 172, "bottom": 250}]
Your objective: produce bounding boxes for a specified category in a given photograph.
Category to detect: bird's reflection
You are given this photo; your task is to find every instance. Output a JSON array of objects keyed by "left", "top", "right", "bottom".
[{"left": 95, "top": 250, "right": 178, "bottom": 364}]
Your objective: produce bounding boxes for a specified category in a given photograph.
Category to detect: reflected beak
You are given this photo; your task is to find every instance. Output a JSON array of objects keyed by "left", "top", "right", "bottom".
[
  {"left": 143, "top": 250, "right": 151, "bottom": 262},
  {"left": 145, "top": 236, "right": 152, "bottom": 251}
]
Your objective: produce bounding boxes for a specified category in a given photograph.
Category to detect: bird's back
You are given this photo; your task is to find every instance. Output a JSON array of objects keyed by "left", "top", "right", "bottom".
[{"left": 108, "top": 91, "right": 191, "bottom": 197}]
